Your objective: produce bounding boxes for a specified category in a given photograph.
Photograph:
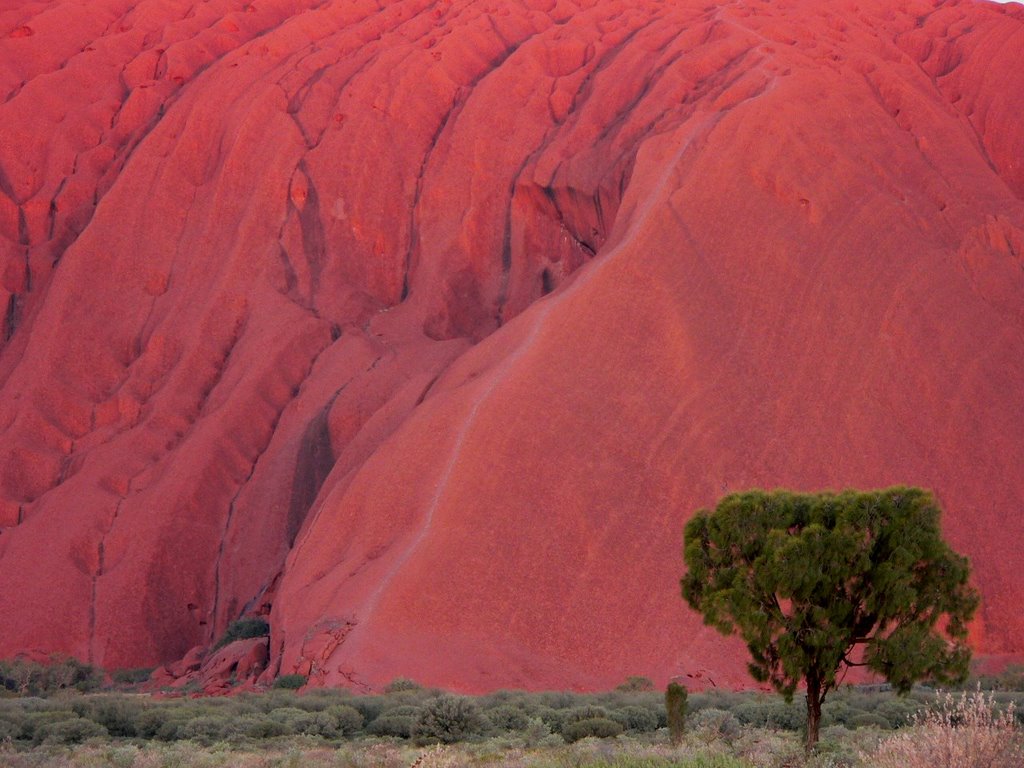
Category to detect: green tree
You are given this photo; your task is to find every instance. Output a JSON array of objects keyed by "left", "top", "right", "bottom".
[{"left": 681, "top": 487, "right": 979, "bottom": 752}]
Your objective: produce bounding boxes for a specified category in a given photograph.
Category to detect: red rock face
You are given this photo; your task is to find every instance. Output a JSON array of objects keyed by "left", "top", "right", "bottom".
[{"left": 0, "top": 0, "right": 1022, "bottom": 691}]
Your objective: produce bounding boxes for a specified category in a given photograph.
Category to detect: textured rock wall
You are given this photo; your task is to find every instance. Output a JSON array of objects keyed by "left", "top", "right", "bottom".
[{"left": 0, "top": 0, "right": 1022, "bottom": 691}]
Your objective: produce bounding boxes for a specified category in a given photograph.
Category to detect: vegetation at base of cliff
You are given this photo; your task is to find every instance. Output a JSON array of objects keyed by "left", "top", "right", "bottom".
[
  {"left": 1, "top": 676, "right": 1023, "bottom": 767},
  {"left": 0, "top": 688, "right": 1022, "bottom": 767},
  {"left": 0, "top": 656, "right": 103, "bottom": 697},
  {"left": 212, "top": 618, "right": 271, "bottom": 651}
]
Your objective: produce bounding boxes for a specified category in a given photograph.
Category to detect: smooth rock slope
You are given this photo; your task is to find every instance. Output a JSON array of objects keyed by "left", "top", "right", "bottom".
[{"left": 0, "top": 0, "right": 1022, "bottom": 691}]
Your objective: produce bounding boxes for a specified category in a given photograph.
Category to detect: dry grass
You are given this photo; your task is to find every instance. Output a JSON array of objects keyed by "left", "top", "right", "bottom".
[
  {"left": 0, "top": 737, "right": 762, "bottom": 768},
  {"left": 0, "top": 700, "right": 1019, "bottom": 768},
  {"left": 864, "top": 688, "right": 1024, "bottom": 768}
]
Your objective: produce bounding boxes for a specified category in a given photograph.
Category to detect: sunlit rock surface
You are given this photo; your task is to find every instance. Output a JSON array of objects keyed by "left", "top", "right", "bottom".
[{"left": 0, "top": 0, "right": 1022, "bottom": 691}]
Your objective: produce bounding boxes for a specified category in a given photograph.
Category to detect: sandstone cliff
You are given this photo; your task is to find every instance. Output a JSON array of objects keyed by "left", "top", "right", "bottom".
[{"left": 0, "top": 0, "right": 1022, "bottom": 691}]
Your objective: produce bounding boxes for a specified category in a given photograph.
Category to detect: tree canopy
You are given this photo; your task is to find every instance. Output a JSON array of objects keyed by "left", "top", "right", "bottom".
[{"left": 681, "top": 487, "right": 979, "bottom": 750}]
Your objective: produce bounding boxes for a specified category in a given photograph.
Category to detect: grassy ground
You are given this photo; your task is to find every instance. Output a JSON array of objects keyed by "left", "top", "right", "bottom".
[
  {"left": 1, "top": 682, "right": 1022, "bottom": 767},
  {"left": 0, "top": 729, "right": 863, "bottom": 768}
]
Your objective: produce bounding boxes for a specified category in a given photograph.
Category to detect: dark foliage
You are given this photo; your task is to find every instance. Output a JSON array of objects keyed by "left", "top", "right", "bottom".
[
  {"left": 213, "top": 617, "right": 270, "bottom": 650},
  {"left": 683, "top": 487, "right": 979, "bottom": 749}
]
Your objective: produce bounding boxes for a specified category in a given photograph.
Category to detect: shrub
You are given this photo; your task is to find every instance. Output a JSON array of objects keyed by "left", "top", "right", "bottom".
[
  {"left": 327, "top": 704, "right": 365, "bottom": 737},
  {"left": 616, "top": 676, "right": 655, "bottom": 692},
  {"left": 865, "top": 688, "right": 1024, "bottom": 768},
  {"left": 561, "top": 716, "right": 624, "bottom": 742},
  {"left": 536, "top": 691, "right": 577, "bottom": 710},
  {"left": 849, "top": 712, "right": 892, "bottom": 729},
  {"left": 273, "top": 674, "right": 307, "bottom": 690},
  {"left": 522, "top": 717, "right": 552, "bottom": 747},
  {"left": 485, "top": 704, "right": 531, "bottom": 732},
  {"left": 179, "top": 715, "right": 231, "bottom": 744},
  {"left": 666, "top": 682, "right": 688, "bottom": 744},
  {"left": 36, "top": 717, "right": 109, "bottom": 744},
  {"left": 875, "top": 697, "right": 924, "bottom": 728},
  {"left": 72, "top": 696, "right": 142, "bottom": 737},
  {"left": 155, "top": 718, "right": 189, "bottom": 741},
  {"left": 135, "top": 707, "right": 178, "bottom": 739},
  {"left": 610, "top": 705, "right": 659, "bottom": 733},
  {"left": 535, "top": 706, "right": 564, "bottom": 731},
  {"left": 111, "top": 667, "right": 156, "bottom": 685},
  {"left": 0, "top": 717, "right": 20, "bottom": 742},
  {"left": 266, "top": 706, "right": 310, "bottom": 729},
  {"left": 822, "top": 700, "right": 859, "bottom": 728},
  {"left": 350, "top": 696, "right": 387, "bottom": 724},
  {"left": 213, "top": 617, "right": 270, "bottom": 650},
  {"left": 732, "top": 699, "right": 804, "bottom": 731},
  {"left": 46, "top": 656, "right": 103, "bottom": 693},
  {"left": 0, "top": 656, "right": 101, "bottom": 695},
  {"left": 241, "top": 716, "right": 294, "bottom": 739},
  {"left": 367, "top": 713, "right": 416, "bottom": 738},
  {"left": 385, "top": 677, "right": 422, "bottom": 693},
  {"left": 412, "top": 695, "right": 488, "bottom": 744},
  {"left": 561, "top": 705, "right": 612, "bottom": 725},
  {"left": 691, "top": 708, "right": 741, "bottom": 743},
  {"left": 240, "top": 689, "right": 299, "bottom": 713},
  {"left": 996, "top": 665, "right": 1024, "bottom": 691},
  {"left": 23, "top": 710, "right": 78, "bottom": 743}
]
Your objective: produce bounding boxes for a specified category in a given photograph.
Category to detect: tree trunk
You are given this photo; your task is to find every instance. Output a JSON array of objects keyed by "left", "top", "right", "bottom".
[{"left": 805, "top": 672, "right": 822, "bottom": 753}]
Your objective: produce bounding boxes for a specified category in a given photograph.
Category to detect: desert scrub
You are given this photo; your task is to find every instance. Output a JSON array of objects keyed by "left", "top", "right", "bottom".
[
  {"left": 0, "top": 656, "right": 102, "bottom": 696},
  {"left": 273, "top": 674, "right": 308, "bottom": 690},
  {"left": 213, "top": 617, "right": 270, "bottom": 650},
  {"left": 561, "top": 717, "right": 624, "bottom": 742},
  {"left": 413, "top": 695, "right": 489, "bottom": 744},
  {"left": 690, "top": 709, "right": 742, "bottom": 744},
  {"left": 865, "top": 687, "right": 1024, "bottom": 768}
]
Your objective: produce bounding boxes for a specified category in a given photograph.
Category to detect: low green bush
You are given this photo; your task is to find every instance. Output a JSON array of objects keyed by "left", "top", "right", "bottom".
[
  {"left": 72, "top": 696, "right": 143, "bottom": 737},
  {"left": 22, "top": 710, "right": 78, "bottom": 743},
  {"left": 367, "top": 713, "right": 416, "bottom": 738},
  {"left": 874, "top": 698, "right": 923, "bottom": 728},
  {"left": 240, "top": 715, "right": 293, "bottom": 739},
  {"left": 412, "top": 695, "right": 488, "bottom": 744},
  {"left": 485, "top": 703, "right": 531, "bottom": 731},
  {"left": 535, "top": 705, "right": 564, "bottom": 731},
  {"left": 560, "top": 705, "right": 613, "bottom": 729},
  {"left": 0, "top": 717, "right": 20, "bottom": 741},
  {"left": 178, "top": 715, "right": 232, "bottom": 744},
  {"left": 111, "top": 667, "right": 155, "bottom": 685},
  {"left": 293, "top": 710, "right": 338, "bottom": 737},
  {"left": 272, "top": 674, "right": 307, "bottom": 690},
  {"left": 732, "top": 699, "right": 803, "bottom": 730},
  {"left": 616, "top": 676, "right": 655, "bottom": 692},
  {"left": 561, "top": 716, "right": 624, "bottom": 742},
  {"left": 610, "top": 705, "right": 659, "bottom": 733},
  {"left": 135, "top": 707, "right": 178, "bottom": 739},
  {"left": 155, "top": 718, "right": 189, "bottom": 741},
  {"left": 536, "top": 691, "right": 577, "bottom": 710},
  {"left": 384, "top": 677, "right": 422, "bottom": 693},
  {"left": 690, "top": 708, "right": 741, "bottom": 743},
  {"left": 522, "top": 717, "right": 552, "bottom": 746},
  {"left": 348, "top": 695, "right": 387, "bottom": 724},
  {"left": 213, "top": 618, "right": 270, "bottom": 650},
  {"left": 36, "top": 717, "right": 109, "bottom": 745},
  {"left": 326, "top": 704, "right": 364, "bottom": 737},
  {"left": 849, "top": 712, "right": 891, "bottom": 729}
]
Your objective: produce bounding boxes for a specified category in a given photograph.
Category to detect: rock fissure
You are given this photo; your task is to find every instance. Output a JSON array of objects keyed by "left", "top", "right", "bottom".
[{"left": 209, "top": 323, "right": 337, "bottom": 635}]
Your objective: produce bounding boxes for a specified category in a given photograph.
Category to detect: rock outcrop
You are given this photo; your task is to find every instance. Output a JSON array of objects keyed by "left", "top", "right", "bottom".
[{"left": 0, "top": 0, "right": 1022, "bottom": 691}]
